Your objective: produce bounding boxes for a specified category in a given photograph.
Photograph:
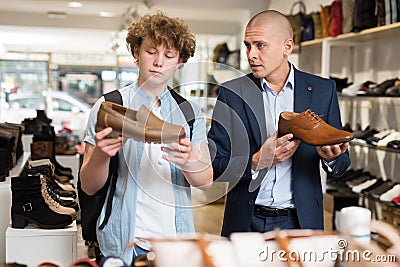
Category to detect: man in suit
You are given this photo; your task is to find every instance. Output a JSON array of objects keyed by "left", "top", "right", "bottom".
[{"left": 208, "top": 10, "right": 350, "bottom": 237}]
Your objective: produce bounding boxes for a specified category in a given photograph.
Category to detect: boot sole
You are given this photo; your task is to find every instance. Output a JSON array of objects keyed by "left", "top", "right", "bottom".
[{"left": 12, "top": 213, "right": 74, "bottom": 229}]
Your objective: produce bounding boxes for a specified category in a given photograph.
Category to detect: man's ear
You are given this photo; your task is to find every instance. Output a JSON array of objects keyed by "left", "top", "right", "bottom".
[{"left": 283, "top": 39, "right": 294, "bottom": 56}]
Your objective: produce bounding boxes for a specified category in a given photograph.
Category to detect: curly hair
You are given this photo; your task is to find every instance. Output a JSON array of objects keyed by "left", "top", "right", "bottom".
[{"left": 126, "top": 11, "right": 196, "bottom": 63}]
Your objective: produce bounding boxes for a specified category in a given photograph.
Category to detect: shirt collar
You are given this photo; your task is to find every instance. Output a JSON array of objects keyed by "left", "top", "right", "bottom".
[
  {"left": 260, "top": 62, "right": 295, "bottom": 92},
  {"left": 133, "top": 82, "right": 170, "bottom": 100}
]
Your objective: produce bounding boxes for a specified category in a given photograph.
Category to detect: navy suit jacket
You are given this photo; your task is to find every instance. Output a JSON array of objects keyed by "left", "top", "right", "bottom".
[{"left": 207, "top": 68, "right": 350, "bottom": 237}]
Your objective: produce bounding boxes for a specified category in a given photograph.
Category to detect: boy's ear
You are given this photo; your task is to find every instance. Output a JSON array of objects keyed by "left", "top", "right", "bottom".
[{"left": 133, "top": 46, "right": 139, "bottom": 59}]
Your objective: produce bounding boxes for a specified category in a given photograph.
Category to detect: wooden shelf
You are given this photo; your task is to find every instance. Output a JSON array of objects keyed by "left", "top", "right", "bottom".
[{"left": 301, "top": 22, "right": 400, "bottom": 48}]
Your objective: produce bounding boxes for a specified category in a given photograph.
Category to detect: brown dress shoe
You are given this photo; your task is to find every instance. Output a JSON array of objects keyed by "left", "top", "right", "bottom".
[
  {"left": 278, "top": 109, "right": 353, "bottom": 146},
  {"left": 96, "top": 101, "right": 186, "bottom": 143}
]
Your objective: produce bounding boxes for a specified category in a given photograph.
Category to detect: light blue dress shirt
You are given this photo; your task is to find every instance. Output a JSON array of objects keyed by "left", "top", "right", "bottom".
[{"left": 255, "top": 64, "right": 295, "bottom": 209}]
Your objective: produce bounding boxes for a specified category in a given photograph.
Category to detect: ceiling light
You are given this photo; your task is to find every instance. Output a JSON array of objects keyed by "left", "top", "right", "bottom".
[
  {"left": 99, "top": 11, "right": 115, "bottom": 18},
  {"left": 68, "top": 1, "right": 82, "bottom": 8},
  {"left": 47, "top": 11, "right": 67, "bottom": 19}
]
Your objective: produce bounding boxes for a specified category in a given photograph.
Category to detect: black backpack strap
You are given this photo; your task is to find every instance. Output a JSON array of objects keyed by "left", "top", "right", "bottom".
[
  {"left": 99, "top": 89, "right": 122, "bottom": 230},
  {"left": 169, "top": 87, "right": 195, "bottom": 140},
  {"left": 103, "top": 89, "right": 123, "bottom": 105}
]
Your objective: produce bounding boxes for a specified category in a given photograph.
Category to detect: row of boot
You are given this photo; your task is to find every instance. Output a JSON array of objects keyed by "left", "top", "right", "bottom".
[
  {"left": 11, "top": 158, "right": 79, "bottom": 229},
  {"left": 0, "top": 122, "right": 24, "bottom": 182},
  {"left": 9, "top": 116, "right": 79, "bottom": 229}
]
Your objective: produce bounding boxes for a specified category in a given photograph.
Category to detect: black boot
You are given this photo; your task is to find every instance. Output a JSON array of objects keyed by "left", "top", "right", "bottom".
[
  {"left": 36, "top": 109, "right": 52, "bottom": 125},
  {"left": 0, "top": 148, "right": 7, "bottom": 182},
  {"left": 0, "top": 122, "right": 23, "bottom": 161},
  {"left": 0, "top": 129, "right": 15, "bottom": 172},
  {"left": 11, "top": 175, "right": 75, "bottom": 229},
  {"left": 21, "top": 164, "right": 77, "bottom": 198}
]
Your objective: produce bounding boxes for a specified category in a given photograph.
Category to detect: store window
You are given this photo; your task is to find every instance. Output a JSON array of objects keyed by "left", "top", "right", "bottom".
[{"left": 0, "top": 60, "right": 48, "bottom": 94}]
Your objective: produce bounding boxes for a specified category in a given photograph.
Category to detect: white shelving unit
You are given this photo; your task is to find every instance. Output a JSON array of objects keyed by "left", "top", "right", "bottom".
[
  {"left": 300, "top": 23, "right": 400, "bottom": 232},
  {"left": 6, "top": 221, "right": 77, "bottom": 266}
]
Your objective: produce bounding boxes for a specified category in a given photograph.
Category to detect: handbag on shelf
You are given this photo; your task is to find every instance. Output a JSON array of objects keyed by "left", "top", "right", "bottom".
[
  {"left": 329, "top": 0, "right": 343, "bottom": 37},
  {"left": 341, "top": 0, "right": 356, "bottom": 33},
  {"left": 286, "top": 1, "right": 303, "bottom": 45},
  {"left": 320, "top": 4, "right": 332, "bottom": 38},
  {"left": 312, "top": 12, "right": 322, "bottom": 39},
  {"left": 286, "top": 1, "right": 314, "bottom": 44}
]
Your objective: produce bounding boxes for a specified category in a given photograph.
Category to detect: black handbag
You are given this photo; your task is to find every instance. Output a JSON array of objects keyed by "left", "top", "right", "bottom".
[{"left": 287, "top": 1, "right": 314, "bottom": 44}]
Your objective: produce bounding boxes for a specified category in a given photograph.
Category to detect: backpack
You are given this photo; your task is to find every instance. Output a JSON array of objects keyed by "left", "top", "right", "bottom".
[{"left": 77, "top": 87, "right": 195, "bottom": 243}]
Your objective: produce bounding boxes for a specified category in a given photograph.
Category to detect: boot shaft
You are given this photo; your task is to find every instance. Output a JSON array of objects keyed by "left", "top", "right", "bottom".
[
  {"left": 31, "top": 141, "right": 53, "bottom": 160},
  {"left": 11, "top": 175, "right": 41, "bottom": 189}
]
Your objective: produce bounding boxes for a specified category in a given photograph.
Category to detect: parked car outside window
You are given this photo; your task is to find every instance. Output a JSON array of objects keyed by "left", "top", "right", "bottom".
[{"left": 0, "top": 91, "right": 92, "bottom": 140}]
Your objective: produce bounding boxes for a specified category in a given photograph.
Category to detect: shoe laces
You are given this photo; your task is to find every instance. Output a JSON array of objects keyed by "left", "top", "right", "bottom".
[
  {"left": 40, "top": 180, "right": 61, "bottom": 209},
  {"left": 305, "top": 109, "right": 321, "bottom": 124}
]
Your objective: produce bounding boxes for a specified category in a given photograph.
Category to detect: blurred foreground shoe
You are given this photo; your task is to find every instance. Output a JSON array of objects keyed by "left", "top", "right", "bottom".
[
  {"left": 69, "top": 258, "right": 99, "bottom": 267},
  {"left": 278, "top": 109, "right": 353, "bottom": 146},
  {"left": 96, "top": 101, "right": 185, "bottom": 144}
]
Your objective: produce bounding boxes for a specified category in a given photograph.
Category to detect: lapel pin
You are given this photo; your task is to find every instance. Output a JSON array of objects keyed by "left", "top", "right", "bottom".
[{"left": 307, "top": 86, "right": 313, "bottom": 91}]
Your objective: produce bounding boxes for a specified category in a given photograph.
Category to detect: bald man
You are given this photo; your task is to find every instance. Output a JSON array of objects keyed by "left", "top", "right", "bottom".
[{"left": 208, "top": 10, "right": 350, "bottom": 236}]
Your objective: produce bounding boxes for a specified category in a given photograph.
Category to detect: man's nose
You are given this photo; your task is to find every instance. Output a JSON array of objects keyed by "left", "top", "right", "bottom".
[{"left": 247, "top": 46, "right": 257, "bottom": 58}]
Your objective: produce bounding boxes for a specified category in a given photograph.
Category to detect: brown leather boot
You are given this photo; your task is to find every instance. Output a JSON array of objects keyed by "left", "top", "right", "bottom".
[
  {"left": 96, "top": 101, "right": 185, "bottom": 143},
  {"left": 31, "top": 141, "right": 53, "bottom": 160},
  {"left": 278, "top": 109, "right": 353, "bottom": 146}
]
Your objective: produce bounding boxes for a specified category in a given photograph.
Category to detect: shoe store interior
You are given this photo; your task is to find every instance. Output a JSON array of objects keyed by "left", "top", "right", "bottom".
[{"left": 1, "top": 0, "right": 400, "bottom": 266}]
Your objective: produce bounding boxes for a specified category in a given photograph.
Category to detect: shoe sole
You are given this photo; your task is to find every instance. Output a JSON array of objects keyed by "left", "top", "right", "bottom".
[
  {"left": 95, "top": 125, "right": 181, "bottom": 144},
  {"left": 11, "top": 213, "right": 74, "bottom": 229},
  {"left": 279, "top": 132, "right": 354, "bottom": 146}
]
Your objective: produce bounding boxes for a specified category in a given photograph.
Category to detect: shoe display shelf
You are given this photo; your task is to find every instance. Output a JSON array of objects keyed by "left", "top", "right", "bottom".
[
  {"left": 336, "top": 95, "right": 400, "bottom": 240},
  {"left": 6, "top": 221, "right": 77, "bottom": 266},
  {"left": 0, "top": 152, "right": 30, "bottom": 266},
  {"left": 297, "top": 21, "right": 400, "bottom": 239},
  {"left": 338, "top": 95, "right": 400, "bottom": 182}
]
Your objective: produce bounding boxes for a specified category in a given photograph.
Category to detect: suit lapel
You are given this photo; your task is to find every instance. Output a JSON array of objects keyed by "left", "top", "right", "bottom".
[
  {"left": 294, "top": 69, "right": 313, "bottom": 113},
  {"left": 241, "top": 74, "right": 266, "bottom": 148}
]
